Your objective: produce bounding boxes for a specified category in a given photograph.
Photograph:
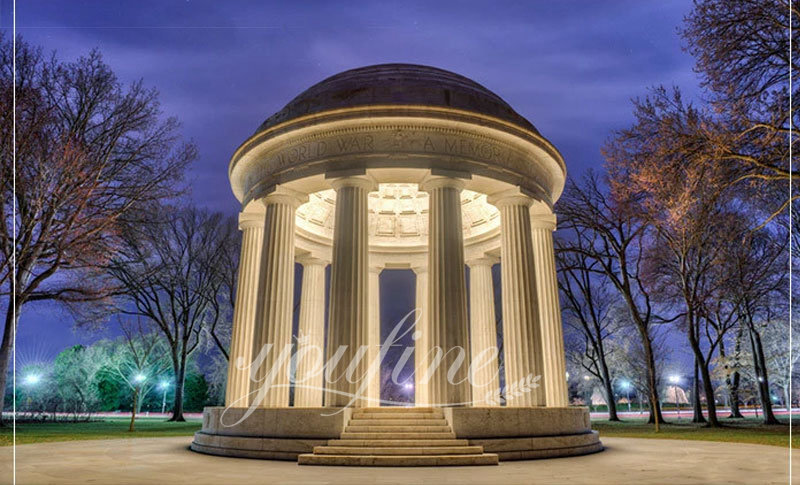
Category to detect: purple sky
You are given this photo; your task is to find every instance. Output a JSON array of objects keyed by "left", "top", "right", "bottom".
[{"left": 4, "top": 0, "right": 698, "bottom": 369}]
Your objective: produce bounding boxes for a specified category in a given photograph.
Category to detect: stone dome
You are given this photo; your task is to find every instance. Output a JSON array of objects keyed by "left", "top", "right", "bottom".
[{"left": 257, "top": 63, "right": 538, "bottom": 134}]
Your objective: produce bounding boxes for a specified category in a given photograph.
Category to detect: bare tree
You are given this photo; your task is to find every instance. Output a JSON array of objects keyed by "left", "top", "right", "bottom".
[
  {"left": 557, "top": 171, "right": 665, "bottom": 425},
  {"left": 718, "top": 227, "right": 788, "bottom": 424},
  {"left": 681, "top": 0, "right": 799, "bottom": 220},
  {"left": 107, "top": 206, "right": 236, "bottom": 421},
  {"left": 605, "top": 87, "right": 749, "bottom": 427},
  {"left": 200, "top": 216, "right": 239, "bottom": 361},
  {"left": 0, "top": 35, "right": 194, "bottom": 421},
  {"left": 557, "top": 243, "right": 621, "bottom": 421}
]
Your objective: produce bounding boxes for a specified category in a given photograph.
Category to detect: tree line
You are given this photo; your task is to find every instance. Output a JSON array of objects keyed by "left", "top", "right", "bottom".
[{"left": 555, "top": 0, "right": 797, "bottom": 427}]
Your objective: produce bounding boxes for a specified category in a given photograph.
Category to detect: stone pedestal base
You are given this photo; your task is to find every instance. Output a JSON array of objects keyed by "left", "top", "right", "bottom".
[{"left": 191, "top": 406, "right": 602, "bottom": 462}]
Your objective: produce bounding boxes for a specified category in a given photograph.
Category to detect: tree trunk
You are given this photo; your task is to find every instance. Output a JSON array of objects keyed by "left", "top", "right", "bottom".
[
  {"left": 640, "top": 331, "right": 664, "bottom": 425},
  {"left": 692, "top": 355, "right": 706, "bottom": 423},
  {"left": 599, "top": 358, "right": 620, "bottom": 421},
  {"left": 0, "top": 303, "right": 21, "bottom": 426},
  {"left": 728, "top": 370, "right": 743, "bottom": 418},
  {"left": 722, "top": 334, "right": 744, "bottom": 418},
  {"left": 129, "top": 388, "right": 138, "bottom": 432},
  {"left": 748, "top": 326, "right": 779, "bottom": 424},
  {"left": 169, "top": 355, "right": 187, "bottom": 422},
  {"left": 687, "top": 316, "right": 719, "bottom": 427}
]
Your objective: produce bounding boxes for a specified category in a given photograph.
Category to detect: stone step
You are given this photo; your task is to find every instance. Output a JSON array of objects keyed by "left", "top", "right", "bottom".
[
  {"left": 340, "top": 431, "right": 456, "bottom": 440},
  {"left": 350, "top": 412, "right": 443, "bottom": 420},
  {"left": 345, "top": 425, "right": 452, "bottom": 433},
  {"left": 348, "top": 419, "right": 448, "bottom": 426},
  {"left": 313, "top": 445, "right": 485, "bottom": 455},
  {"left": 355, "top": 407, "right": 439, "bottom": 414},
  {"left": 298, "top": 453, "right": 499, "bottom": 466},
  {"left": 327, "top": 438, "right": 470, "bottom": 447}
]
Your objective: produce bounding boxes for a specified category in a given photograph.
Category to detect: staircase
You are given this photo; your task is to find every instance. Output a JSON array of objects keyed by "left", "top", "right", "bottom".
[{"left": 297, "top": 407, "right": 499, "bottom": 466}]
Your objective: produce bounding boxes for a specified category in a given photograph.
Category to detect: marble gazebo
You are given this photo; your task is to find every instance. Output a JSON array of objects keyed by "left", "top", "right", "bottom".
[{"left": 191, "top": 64, "right": 602, "bottom": 466}]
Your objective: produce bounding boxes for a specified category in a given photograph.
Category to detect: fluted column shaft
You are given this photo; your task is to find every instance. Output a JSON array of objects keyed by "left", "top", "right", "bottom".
[
  {"left": 294, "top": 257, "right": 327, "bottom": 407},
  {"left": 367, "top": 266, "right": 382, "bottom": 405},
  {"left": 250, "top": 189, "right": 306, "bottom": 408},
  {"left": 224, "top": 213, "right": 264, "bottom": 407},
  {"left": 467, "top": 257, "right": 500, "bottom": 406},
  {"left": 326, "top": 176, "right": 375, "bottom": 407},
  {"left": 413, "top": 266, "right": 429, "bottom": 406},
  {"left": 490, "top": 192, "right": 544, "bottom": 407},
  {"left": 531, "top": 212, "right": 568, "bottom": 407},
  {"left": 421, "top": 176, "right": 471, "bottom": 406}
]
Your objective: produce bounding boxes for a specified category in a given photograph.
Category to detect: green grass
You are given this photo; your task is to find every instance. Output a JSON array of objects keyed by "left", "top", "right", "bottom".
[
  {"left": 592, "top": 416, "right": 799, "bottom": 448},
  {"left": 2, "top": 415, "right": 796, "bottom": 449},
  {"left": 0, "top": 417, "right": 201, "bottom": 446}
]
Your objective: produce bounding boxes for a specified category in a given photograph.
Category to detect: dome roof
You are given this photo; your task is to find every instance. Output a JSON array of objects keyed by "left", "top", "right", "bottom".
[{"left": 257, "top": 63, "right": 538, "bottom": 134}]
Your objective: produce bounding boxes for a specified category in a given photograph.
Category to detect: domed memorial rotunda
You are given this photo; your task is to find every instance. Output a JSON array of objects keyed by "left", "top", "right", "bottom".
[{"left": 191, "top": 64, "right": 602, "bottom": 466}]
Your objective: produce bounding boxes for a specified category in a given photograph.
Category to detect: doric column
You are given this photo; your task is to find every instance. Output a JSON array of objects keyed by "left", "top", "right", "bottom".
[
  {"left": 367, "top": 266, "right": 382, "bottom": 405},
  {"left": 420, "top": 175, "right": 471, "bottom": 406},
  {"left": 293, "top": 256, "right": 327, "bottom": 407},
  {"left": 224, "top": 213, "right": 264, "bottom": 407},
  {"left": 249, "top": 188, "right": 307, "bottom": 408},
  {"left": 412, "top": 266, "right": 429, "bottom": 406},
  {"left": 467, "top": 257, "right": 500, "bottom": 406},
  {"left": 326, "top": 175, "right": 376, "bottom": 407},
  {"left": 489, "top": 190, "right": 544, "bottom": 407},
  {"left": 531, "top": 210, "right": 568, "bottom": 407}
]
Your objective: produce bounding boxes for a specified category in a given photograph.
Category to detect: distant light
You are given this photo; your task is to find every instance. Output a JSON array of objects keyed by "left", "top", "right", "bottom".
[
  {"left": 24, "top": 374, "right": 40, "bottom": 386},
  {"left": 159, "top": 381, "right": 169, "bottom": 389},
  {"left": 669, "top": 375, "right": 680, "bottom": 384},
  {"left": 133, "top": 374, "right": 146, "bottom": 383},
  {"left": 565, "top": 372, "right": 570, "bottom": 379},
  {"left": 583, "top": 375, "right": 591, "bottom": 381},
  {"left": 758, "top": 377, "right": 764, "bottom": 383},
  {"left": 620, "top": 380, "right": 630, "bottom": 389},
  {"left": 403, "top": 383, "right": 414, "bottom": 391}
]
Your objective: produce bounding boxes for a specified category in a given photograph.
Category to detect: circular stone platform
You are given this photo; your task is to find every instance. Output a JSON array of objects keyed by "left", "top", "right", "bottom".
[
  {"left": 190, "top": 406, "right": 602, "bottom": 462},
  {"left": 7, "top": 436, "right": 792, "bottom": 484}
]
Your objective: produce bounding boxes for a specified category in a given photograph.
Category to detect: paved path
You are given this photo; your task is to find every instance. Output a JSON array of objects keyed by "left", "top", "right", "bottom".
[{"left": 1, "top": 436, "right": 795, "bottom": 484}]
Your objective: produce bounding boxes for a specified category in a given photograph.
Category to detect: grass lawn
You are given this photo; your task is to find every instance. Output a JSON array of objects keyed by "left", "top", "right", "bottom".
[
  {"left": 592, "top": 416, "right": 798, "bottom": 448},
  {"left": 2, "top": 415, "right": 796, "bottom": 449},
  {"left": 0, "top": 417, "right": 201, "bottom": 446}
]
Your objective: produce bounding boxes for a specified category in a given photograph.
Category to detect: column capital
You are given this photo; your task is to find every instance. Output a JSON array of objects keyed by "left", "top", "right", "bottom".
[
  {"left": 238, "top": 212, "right": 264, "bottom": 231},
  {"left": 487, "top": 188, "right": 534, "bottom": 208},
  {"left": 529, "top": 203, "right": 557, "bottom": 231},
  {"left": 260, "top": 186, "right": 308, "bottom": 208},
  {"left": 411, "top": 266, "right": 428, "bottom": 275},
  {"left": 329, "top": 175, "right": 377, "bottom": 192},
  {"left": 296, "top": 255, "right": 328, "bottom": 267},
  {"left": 419, "top": 174, "right": 466, "bottom": 192},
  {"left": 466, "top": 256, "right": 499, "bottom": 268},
  {"left": 530, "top": 212, "right": 557, "bottom": 231},
  {"left": 369, "top": 266, "right": 383, "bottom": 275}
]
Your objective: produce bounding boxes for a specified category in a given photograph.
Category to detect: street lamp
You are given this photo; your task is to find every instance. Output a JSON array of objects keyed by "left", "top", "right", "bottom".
[
  {"left": 24, "top": 374, "right": 41, "bottom": 386},
  {"left": 159, "top": 381, "right": 169, "bottom": 414},
  {"left": 620, "top": 380, "right": 632, "bottom": 412},
  {"left": 669, "top": 375, "right": 681, "bottom": 418}
]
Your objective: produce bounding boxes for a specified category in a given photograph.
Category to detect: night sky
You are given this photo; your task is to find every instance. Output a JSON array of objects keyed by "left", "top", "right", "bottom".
[{"left": 3, "top": 1, "right": 699, "bottom": 370}]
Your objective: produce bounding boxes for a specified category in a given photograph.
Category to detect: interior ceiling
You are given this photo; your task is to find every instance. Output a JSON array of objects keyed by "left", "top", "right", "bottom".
[{"left": 296, "top": 183, "right": 500, "bottom": 246}]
